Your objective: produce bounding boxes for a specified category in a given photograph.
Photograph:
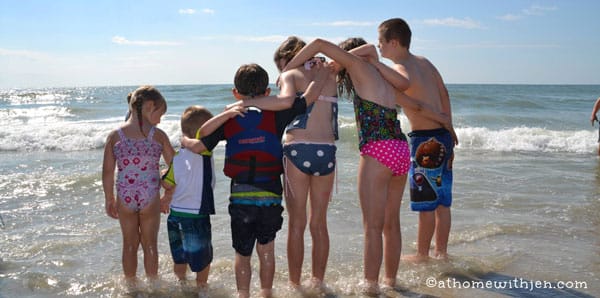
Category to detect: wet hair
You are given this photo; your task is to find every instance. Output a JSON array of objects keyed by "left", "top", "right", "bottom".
[
  {"left": 234, "top": 63, "right": 269, "bottom": 98},
  {"left": 180, "top": 105, "right": 213, "bottom": 138},
  {"left": 336, "top": 37, "right": 367, "bottom": 100},
  {"left": 128, "top": 85, "right": 167, "bottom": 137},
  {"left": 273, "top": 36, "right": 306, "bottom": 71},
  {"left": 378, "top": 18, "right": 412, "bottom": 49}
]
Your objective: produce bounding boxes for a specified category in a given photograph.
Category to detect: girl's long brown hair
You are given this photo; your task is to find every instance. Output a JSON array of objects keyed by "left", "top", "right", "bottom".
[
  {"left": 336, "top": 37, "right": 367, "bottom": 100},
  {"left": 128, "top": 86, "right": 166, "bottom": 137}
]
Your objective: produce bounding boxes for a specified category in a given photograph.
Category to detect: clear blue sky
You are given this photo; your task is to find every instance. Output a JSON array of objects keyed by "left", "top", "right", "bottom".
[{"left": 1, "top": 0, "right": 599, "bottom": 88}]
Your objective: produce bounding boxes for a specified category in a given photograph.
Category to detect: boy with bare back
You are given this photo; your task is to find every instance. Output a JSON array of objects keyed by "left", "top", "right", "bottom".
[{"left": 370, "top": 18, "right": 458, "bottom": 262}]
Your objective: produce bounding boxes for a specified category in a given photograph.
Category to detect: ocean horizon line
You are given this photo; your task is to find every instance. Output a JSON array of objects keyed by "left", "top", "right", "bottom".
[{"left": 2, "top": 82, "right": 600, "bottom": 91}]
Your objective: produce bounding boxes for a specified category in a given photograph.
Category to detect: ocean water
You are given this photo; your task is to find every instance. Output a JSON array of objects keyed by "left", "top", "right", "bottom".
[{"left": 0, "top": 84, "right": 599, "bottom": 297}]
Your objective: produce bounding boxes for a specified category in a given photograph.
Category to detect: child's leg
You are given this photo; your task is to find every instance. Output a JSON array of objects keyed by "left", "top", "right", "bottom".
[
  {"left": 195, "top": 264, "right": 210, "bottom": 288},
  {"left": 174, "top": 263, "right": 187, "bottom": 281},
  {"left": 382, "top": 174, "right": 406, "bottom": 287},
  {"left": 117, "top": 203, "right": 141, "bottom": 281},
  {"left": 358, "top": 155, "right": 392, "bottom": 288},
  {"left": 415, "top": 210, "right": 435, "bottom": 259},
  {"left": 433, "top": 206, "right": 451, "bottom": 259},
  {"left": 234, "top": 253, "right": 252, "bottom": 298},
  {"left": 256, "top": 241, "right": 276, "bottom": 297},
  {"left": 308, "top": 173, "right": 334, "bottom": 284},
  {"left": 138, "top": 198, "right": 161, "bottom": 279},
  {"left": 283, "top": 158, "right": 310, "bottom": 287}
]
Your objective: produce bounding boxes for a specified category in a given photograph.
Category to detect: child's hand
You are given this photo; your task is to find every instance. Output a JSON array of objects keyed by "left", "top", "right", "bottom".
[
  {"left": 225, "top": 101, "right": 244, "bottom": 111},
  {"left": 315, "top": 62, "right": 334, "bottom": 82},
  {"left": 160, "top": 194, "right": 172, "bottom": 214},
  {"left": 105, "top": 197, "right": 118, "bottom": 219},
  {"left": 227, "top": 105, "right": 247, "bottom": 118}
]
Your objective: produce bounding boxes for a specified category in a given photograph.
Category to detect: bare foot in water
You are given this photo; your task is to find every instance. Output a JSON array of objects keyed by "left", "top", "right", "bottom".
[
  {"left": 401, "top": 254, "right": 431, "bottom": 263},
  {"left": 433, "top": 252, "right": 449, "bottom": 261}
]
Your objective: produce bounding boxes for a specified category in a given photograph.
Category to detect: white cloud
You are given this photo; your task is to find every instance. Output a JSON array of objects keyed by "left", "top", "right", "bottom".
[
  {"left": 311, "top": 21, "right": 376, "bottom": 27},
  {"left": 202, "top": 8, "right": 215, "bottom": 14},
  {"left": 196, "top": 35, "right": 287, "bottom": 43},
  {"left": 497, "top": 14, "right": 522, "bottom": 21},
  {"left": 498, "top": 5, "right": 558, "bottom": 21},
  {"left": 422, "top": 17, "right": 483, "bottom": 29},
  {"left": 178, "top": 8, "right": 196, "bottom": 15},
  {"left": 436, "top": 42, "right": 560, "bottom": 49},
  {"left": 111, "top": 36, "right": 182, "bottom": 46},
  {"left": 0, "top": 48, "right": 50, "bottom": 60},
  {"left": 523, "top": 5, "right": 557, "bottom": 16}
]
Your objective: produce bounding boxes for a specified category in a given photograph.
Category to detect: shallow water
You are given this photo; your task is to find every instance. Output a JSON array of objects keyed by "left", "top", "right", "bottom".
[{"left": 1, "top": 84, "right": 599, "bottom": 297}]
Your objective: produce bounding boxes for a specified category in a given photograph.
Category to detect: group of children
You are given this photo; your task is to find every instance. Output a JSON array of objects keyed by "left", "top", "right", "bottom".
[{"left": 101, "top": 18, "right": 458, "bottom": 297}]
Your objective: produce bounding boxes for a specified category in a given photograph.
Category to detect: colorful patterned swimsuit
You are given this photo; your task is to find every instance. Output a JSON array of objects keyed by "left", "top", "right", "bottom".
[
  {"left": 353, "top": 96, "right": 410, "bottom": 176},
  {"left": 113, "top": 127, "right": 163, "bottom": 211}
]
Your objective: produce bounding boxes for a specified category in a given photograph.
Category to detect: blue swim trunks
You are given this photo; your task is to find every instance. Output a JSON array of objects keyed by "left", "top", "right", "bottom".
[
  {"left": 167, "top": 214, "right": 213, "bottom": 272},
  {"left": 408, "top": 128, "right": 454, "bottom": 212},
  {"left": 282, "top": 143, "right": 336, "bottom": 176}
]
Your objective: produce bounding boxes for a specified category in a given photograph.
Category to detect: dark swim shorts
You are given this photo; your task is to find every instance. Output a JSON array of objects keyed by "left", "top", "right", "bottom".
[{"left": 228, "top": 203, "right": 284, "bottom": 256}]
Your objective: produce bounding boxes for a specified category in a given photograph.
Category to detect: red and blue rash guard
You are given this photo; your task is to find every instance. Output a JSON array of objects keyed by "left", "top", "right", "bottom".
[
  {"left": 201, "top": 96, "right": 307, "bottom": 194},
  {"left": 223, "top": 108, "right": 283, "bottom": 183}
]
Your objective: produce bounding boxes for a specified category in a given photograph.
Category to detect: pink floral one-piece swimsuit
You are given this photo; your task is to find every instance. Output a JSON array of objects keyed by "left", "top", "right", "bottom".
[{"left": 113, "top": 127, "right": 163, "bottom": 211}]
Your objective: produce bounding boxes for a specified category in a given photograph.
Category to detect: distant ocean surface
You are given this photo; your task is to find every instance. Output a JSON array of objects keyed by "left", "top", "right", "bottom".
[{"left": 1, "top": 84, "right": 599, "bottom": 297}]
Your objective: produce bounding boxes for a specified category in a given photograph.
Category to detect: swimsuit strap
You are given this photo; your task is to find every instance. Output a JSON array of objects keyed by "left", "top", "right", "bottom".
[
  {"left": 318, "top": 95, "right": 338, "bottom": 103},
  {"left": 117, "top": 128, "right": 127, "bottom": 141},
  {"left": 146, "top": 126, "right": 156, "bottom": 141}
]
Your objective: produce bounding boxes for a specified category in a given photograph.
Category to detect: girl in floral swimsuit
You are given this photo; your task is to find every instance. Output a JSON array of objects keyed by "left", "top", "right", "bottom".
[
  {"left": 282, "top": 37, "right": 449, "bottom": 295},
  {"left": 102, "top": 86, "right": 175, "bottom": 286}
]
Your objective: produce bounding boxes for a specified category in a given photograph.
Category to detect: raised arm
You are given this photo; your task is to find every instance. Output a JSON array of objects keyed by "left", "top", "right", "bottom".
[
  {"left": 349, "top": 43, "right": 379, "bottom": 63},
  {"left": 302, "top": 62, "right": 333, "bottom": 105},
  {"left": 233, "top": 71, "right": 298, "bottom": 111},
  {"left": 282, "top": 38, "right": 361, "bottom": 74},
  {"left": 233, "top": 63, "right": 330, "bottom": 111}
]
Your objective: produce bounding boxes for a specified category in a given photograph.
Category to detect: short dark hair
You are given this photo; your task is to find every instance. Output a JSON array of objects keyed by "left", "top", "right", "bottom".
[
  {"left": 378, "top": 18, "right": 412, "bottom": 49},
  {"left": 234, "top": 63, "right": 269, "bottom": 97},
  {"left": 180, "top": 105, "right": 213, "bottom": 138}
]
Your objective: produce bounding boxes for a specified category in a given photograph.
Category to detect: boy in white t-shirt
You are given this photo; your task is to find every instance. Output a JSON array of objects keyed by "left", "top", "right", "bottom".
[{"left": 160, "top": 105, "right": 215, "bottom": 290}]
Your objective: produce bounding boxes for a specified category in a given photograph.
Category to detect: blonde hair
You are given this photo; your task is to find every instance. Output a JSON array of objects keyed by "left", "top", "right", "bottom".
[{"left": 181, "top": 106, "right": 213, "bottom": 138}]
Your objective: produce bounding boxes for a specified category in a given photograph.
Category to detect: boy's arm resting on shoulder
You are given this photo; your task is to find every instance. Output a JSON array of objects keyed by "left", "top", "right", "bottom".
[
  {"left": 183, "top": 106, "right": 246, "bottom": 153},
  {"left": 373, "top": 61, "right": 410, "bottom": 92},
  {"left": 240, "top": 72, "right": 297, "bottom": 111},
  {"left": 349, "top": 44, "right": 379, "bottom": 63}
]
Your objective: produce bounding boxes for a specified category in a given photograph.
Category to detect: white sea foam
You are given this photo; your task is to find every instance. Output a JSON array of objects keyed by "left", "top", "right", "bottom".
[
  {"left": 457, "top": 126, "right": 596, "bottom": 153},
  {"left": 1, "top": 114, "right": 596, "bottom": 153}
]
